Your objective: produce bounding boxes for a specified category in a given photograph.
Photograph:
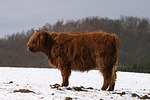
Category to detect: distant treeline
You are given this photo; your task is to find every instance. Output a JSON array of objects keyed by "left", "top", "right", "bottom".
[
  {"left": 0, "top": 16, "right": 150, "bottom": 73},
  {"left": 118, "top": 60, "right": 150, "bottom": 73}
]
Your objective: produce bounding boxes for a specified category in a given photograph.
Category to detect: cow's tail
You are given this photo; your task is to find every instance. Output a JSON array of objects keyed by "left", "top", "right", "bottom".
[{"left": 108, "top": 34, "right": 119, "bottom": 91}]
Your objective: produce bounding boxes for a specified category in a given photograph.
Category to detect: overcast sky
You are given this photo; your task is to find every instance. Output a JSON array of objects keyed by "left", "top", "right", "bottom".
[{"left": 0, "top": 0, "right": 150, "bottom": 38}]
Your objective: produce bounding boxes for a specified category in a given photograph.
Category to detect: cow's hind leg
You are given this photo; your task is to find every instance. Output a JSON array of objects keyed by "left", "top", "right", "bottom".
[
  {"left": 60, "top": 67, "right": 71, "bottom": 87},
  {"left": 108, "top": 65, "right": 117, "bottom": 91},
  {"left": 101, "top": 71, "right": 111, "bottom": 90}
]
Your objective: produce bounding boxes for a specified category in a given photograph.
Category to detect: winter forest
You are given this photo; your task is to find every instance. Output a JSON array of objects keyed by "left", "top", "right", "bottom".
[{"left": 0, "top": 16, "right": 150, "bottom": 73}]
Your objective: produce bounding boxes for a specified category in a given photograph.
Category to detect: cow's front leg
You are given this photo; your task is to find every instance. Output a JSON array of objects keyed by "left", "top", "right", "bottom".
[{"left": 60, "top": 67, "right": 71, "bottom": 87}]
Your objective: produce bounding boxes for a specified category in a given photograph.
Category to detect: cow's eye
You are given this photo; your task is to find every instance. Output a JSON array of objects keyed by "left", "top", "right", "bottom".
[{"left": 32, "top": 40, "right": 36, "bottom": 43}]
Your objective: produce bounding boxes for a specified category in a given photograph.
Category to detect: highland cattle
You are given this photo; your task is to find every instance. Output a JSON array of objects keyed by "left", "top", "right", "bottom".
[{"left": 27, "top": 30, "right": 119, "bottom": 91}]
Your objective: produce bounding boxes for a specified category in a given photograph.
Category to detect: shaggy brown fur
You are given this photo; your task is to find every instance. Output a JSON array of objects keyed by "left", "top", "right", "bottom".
[{"left": 27, "top": 30, "right": 119, "bottom": 91}]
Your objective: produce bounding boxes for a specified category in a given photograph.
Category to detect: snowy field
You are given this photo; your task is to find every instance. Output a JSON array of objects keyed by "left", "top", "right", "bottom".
[{"left": 0, "top": 67, "right": 150, "bottom": 100}]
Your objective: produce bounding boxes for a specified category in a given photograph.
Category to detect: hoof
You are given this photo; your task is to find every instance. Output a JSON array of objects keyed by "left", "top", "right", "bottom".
[
  {"left": 101, "top": 87, "right": 107, "bottom": 91},
  {"left": 108, "top": 87, "right": 114, "bottom": 91},
  {"left": 61, "top": 83, "right": 69, "bottom": 87}
]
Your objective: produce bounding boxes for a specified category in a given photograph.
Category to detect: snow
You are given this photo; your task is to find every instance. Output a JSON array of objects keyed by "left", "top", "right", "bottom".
[{"left": 0, "top": 67, "right": 150, "bottom": 100}]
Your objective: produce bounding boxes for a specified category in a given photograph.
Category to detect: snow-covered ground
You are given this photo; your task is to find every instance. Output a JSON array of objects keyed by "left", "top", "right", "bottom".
[{"left": 0, "top": 67, "right": 150, "bottom": 100}]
